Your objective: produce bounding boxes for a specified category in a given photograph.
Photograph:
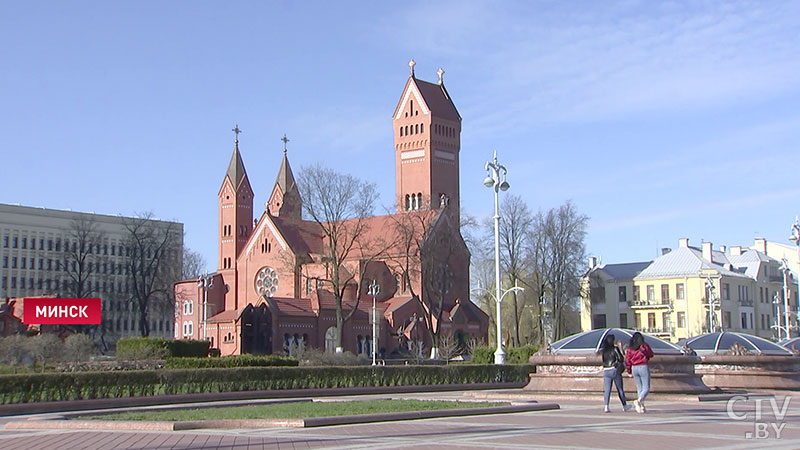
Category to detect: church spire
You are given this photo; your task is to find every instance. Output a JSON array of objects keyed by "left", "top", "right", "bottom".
[
  {"left": 267, "top": 134, "right": 302, "bottom": 219},
  {"left": 225, "top": 124, "right": 248, "bottom": 189}
]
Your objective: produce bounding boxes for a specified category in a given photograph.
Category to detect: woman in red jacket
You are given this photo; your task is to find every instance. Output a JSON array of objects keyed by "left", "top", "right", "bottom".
[{"left": 625, "top": 332, "right": 654, "bottom": 413}]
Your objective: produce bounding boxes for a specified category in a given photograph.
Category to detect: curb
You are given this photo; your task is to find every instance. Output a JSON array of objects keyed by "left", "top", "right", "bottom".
[
  {"left": 0, "top": 382, "right": 525, "bottom": 417},
  {"left": 4, "top": 403, "right": 559, "bottom": 430}
]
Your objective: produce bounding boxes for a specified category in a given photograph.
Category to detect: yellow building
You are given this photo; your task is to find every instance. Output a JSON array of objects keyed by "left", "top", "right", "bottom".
[{"left": 581, "top": 238, "right": 798, "bottom": 342}]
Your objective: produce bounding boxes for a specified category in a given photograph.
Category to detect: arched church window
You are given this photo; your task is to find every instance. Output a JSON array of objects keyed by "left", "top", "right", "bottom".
[
  {"left": 420, "top": 123, "right": 424, "bottom": 133},
  {"left": 415, "top": 124, "right": 419, "bottom": 134},
  {"left": 399, "top": 126, "right": 403, "bottom": 136},
  {"left": 417, "top": 193, "right": 423, "bottom": 209},
  {"left": 411, "top": 194, "right": 417, "bottom": 210},
  {"left": 396, "top": 274, "right": 402, "bottom": 293},
  {"left": 410, "top": 100, "right": 413, "bottom": 115},
  {"left": 404, "top": 125, "right": 409, "bottom": 136},
  {"left": 405, "top": 194, "right": 410, "bottom": 211}
]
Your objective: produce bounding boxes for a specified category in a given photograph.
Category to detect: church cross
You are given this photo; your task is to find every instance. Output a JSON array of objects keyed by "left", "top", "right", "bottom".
[
  {"left": 232, "top": 124, "right": 242, "bottom": 141},
  {"left": 281, "top": 134, "right": 290, "bottom": 154}
]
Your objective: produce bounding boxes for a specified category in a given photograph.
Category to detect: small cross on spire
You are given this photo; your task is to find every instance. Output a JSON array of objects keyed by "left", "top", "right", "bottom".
[
  {"left": 281, "top": 134, "right": 290, "bottom": 154},
  {"left": 437, "top": 68, "right": 444, "bottom": 85},
  {"left": 232, "top": 124, "right": 242, "bottom": 142},
  {"left": 409, "top": 59, "right": 416, "bottom": 77}
]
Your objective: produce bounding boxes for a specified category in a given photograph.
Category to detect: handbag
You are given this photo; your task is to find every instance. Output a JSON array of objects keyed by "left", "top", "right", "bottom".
[{"left": 613, "top": 348, "right": 626, "bottom": 373}]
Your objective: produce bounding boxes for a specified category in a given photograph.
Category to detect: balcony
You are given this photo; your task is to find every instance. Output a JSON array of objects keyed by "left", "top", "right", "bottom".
[
  {"left": 739, "top": 298, "right": 754, "bottom": 307},
  {"left": 635, "top": 326, "right": 675, "bottom": 337},
  {"left": 630, "top": 298, "right": 673, "bottom": 310}
]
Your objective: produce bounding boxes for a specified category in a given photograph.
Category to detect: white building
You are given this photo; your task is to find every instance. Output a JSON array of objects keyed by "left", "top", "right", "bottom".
[{"left": 0, "top": 203, "right": 182, "bottom": 349}]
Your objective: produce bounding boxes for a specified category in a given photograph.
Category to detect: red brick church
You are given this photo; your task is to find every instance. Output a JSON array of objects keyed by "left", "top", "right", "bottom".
[{"left": 174, "top": 62, "right": 488, "bottom": 357}]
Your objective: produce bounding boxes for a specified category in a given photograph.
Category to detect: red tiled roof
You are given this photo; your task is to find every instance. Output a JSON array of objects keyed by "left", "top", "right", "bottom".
[
  {"left": 207, "top": 309, "right": 243, "bottom": 323},
  {"left": 270, "top": 297, "right": 316, "bottom": 317},
  {"left": 414, "top": 78, "right": 461, "bottom": 121}
]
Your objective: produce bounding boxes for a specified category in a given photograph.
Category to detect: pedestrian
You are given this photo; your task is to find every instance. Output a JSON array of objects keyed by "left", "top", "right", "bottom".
[
  {"left": 626, "top": 331, "right": 655, "bottom": 413},
  {"left": 599, "top": 334, "right": 631, "bottom": 413}
]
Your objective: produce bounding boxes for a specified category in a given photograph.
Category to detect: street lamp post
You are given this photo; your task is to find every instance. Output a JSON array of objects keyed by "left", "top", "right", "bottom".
[
  {"left": 704, "top": 276, "right": 719, "bottom": 333},
  {"left": 789, "top": 217, "right": 800, "bottom": 339},
  {"left": 471, "top": 283, "right": 525, "bottom": 356},
  {"left": 368, "top": 279, "right": 380, "bottom": 366},
  {"left": 197, "top": 274, "right": 214, "bottom": 341},
  {"left": 772, "top": 292, "right": 789, "bottom": 341},
  {"left": 484, "top": 151, "right": 510, "bottom": 364},
  {"left": 780, "top": 259, "right": 791, "bottom": 340}
]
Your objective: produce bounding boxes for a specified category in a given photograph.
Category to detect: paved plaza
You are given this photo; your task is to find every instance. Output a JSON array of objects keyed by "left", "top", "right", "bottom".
[{"left": 1, "top": 391, "right": 799, "bottom": 449}]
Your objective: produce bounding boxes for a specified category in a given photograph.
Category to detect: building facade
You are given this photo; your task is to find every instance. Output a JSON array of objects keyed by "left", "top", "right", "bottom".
[
  {"left": 582, "top": 238, "right": 799, "bottom": 342},
  {"left": 174, "top": 63, "right": 488, "bottom": 357},
  {"left": 0, "top": 203, "right": 182, "bottom": 348}
]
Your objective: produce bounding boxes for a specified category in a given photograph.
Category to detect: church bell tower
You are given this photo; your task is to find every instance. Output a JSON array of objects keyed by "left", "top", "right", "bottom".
[{"left": 393, "top": 60, "right": 461, "bottom": 222}]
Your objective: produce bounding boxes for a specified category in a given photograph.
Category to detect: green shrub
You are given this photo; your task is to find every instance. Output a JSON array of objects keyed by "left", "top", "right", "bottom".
[
  {"left": 116, "top": 337, "right": 209, "bottom": 360},
  {"left": 169, "top": 339, "right": 210, "bottom": 357},
  {"left": 164, "top": 355, "right": 298, "bottom": 369},
  {"left": 64, "top": 334, "right": 97, "bottom": 363},
  {"left": 208, "top": 348, "right": 221, "bottom": 357},
  {"left": 0, "top": 364, "right": 534, "bottom": 404},
  {"left": 298, "top": 348, "right": 368, "bottom": 366},
  {"left": 470, "top": 345, "right": 494, "bottom": 364},
  {"left": 506, "top": 344, "right": 539, "bottom": 364}
]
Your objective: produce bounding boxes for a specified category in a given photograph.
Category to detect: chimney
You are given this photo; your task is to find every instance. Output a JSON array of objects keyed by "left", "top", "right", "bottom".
[
  {"left": 720, "top": 245, "right": 727, "bottom": 253},
  {"left": 679, "top": 238, "right": 689, "bottom": 248},
  {"left": 661, "top": 248, "right": 671, "bottom": 256},
  {"left": 702, "top": 242, "right": 713, "bottom": 262},
  {"left": 754, "top": 238, "right": 767, "bottom": 254},
  {"left": 588, "top": 256, "right": 598, "bottom": 269},
  {"left": 731, "top": 246, "right": 742, "bottom": 256}
]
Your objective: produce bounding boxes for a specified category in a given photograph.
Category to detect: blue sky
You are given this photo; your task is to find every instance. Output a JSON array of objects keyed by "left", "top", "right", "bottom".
[{"left": 2, "top": 1, "right": 799, "bottom": 271}]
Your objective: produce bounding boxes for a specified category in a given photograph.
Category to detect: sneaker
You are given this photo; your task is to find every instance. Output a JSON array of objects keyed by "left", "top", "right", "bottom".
[
  {"left": 634, "top": 400, "right": 643, "bottom": 413},
  {"left": 623, "top": 404, "right": 633, "bottom": 412},
  {"left": 641, "top": 403, "right": 647, "bottom": 413},
  {"left": 604, "top": 405, "right": 610, "bottom": 413}
]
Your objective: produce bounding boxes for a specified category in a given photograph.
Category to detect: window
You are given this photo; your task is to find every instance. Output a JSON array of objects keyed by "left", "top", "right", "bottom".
[
  {"left": 646, "top": 285, "right": 654, "bottom": 301},
  {"left": 618, "top": 286, "right": 627, "bottom": 302},
  {"left": 741, "top": 312, "right": 747, "bottom": 329},
  {"left": 11, "top": 257, "right": 17, "bottom": 269},
  {"left": 619, "top": 313, "right": 628, "bottom": 328},
  {"left": 21, "top": 237, "right": 26, "bottom": 249},
  {"left": 1, "top": 256, "right": 6, "bottom": 268},
  {"left": 633, "top": 286, "right": 640, "bottom": 302},
  {"left": 661, "top": 284, "right": 669, "bottom": 301},
  {"left": 677, "top": 312, "right": 686, "bottom": 328},
  {"left": 647, "top": 312, "right": 656, "bottom": 328},
  {"left": 662, "top": 312, "right": 670, "bottom": 329},
  {"left": 761, "top": 314, "right": 766, "bottom": 330},
  {"left": 183, "top": 301, "right": 193, "bottom": 315},
  {"left": 592, "top": 314, "right": 606, "bottom": 329},
  {"left": 676, "top": 283, "right": 685, "bottom": 300},
  {"left": 722, "top": 283, "right": 730, "bottom": 300},
  {"left": 2, "top": 236, "right": 7, "bottom": 247},
  {"left": 13, "top": 237, "right": 18, "bottom": 248}
]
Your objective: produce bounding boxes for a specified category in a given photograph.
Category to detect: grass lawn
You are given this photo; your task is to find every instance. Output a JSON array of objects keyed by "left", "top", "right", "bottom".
[{"left": 83, "top": 400, "right": 508, "bottom": 421}]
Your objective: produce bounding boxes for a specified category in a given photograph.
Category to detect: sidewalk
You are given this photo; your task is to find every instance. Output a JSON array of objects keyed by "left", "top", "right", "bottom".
[{"left": 2, "top": 390, "right": 798, "bottom": 449}]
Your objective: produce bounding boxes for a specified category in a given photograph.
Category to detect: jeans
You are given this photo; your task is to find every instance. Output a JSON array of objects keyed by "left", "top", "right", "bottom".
[
  {"left": 632, "top": 364, "right": 651, "bottom": 402},
  {"left": 603, "top": 368, "right": 626, "bottom": 406}
]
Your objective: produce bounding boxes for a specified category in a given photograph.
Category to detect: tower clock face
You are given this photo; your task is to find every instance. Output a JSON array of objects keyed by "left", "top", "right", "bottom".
[{"left": 255, "top": 267, "right": 278, "bottom": 297}]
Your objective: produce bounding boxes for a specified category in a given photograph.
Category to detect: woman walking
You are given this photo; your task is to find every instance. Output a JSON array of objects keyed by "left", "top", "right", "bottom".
[
  {"left": 626, "top": 332, "right": 654, "bottom": 413},
  {"left": 599, "top": 334, "right": 631, "bottom": 413}
]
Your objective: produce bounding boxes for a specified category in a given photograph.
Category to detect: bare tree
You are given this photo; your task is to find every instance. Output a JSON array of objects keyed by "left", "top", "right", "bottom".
[
  {"left": 182, "top": 247, "right": 207, "bottom": 280},
  {"left": 62, "top": 216, "right": 106, "bottom": 337},
  {"left": 296, "top": 164, "right": 382, "bottom": 353},
  {"left": 498, "top": 194, "right": 533, "bottom": 347},
  {"left": 535, "top": 201, "right": 588, "bottom": 341},
  {"left": 390, "top": 202, "right": 467, "bottom": 359},
  {"left": 63, "top": 216, "right": 105, "bottom": 300},
  {"left": 123, "top": 212, "right": 182, "bottom": 337}
]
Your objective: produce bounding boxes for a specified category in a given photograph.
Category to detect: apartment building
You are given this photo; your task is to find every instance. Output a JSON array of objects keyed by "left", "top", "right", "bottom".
[{"left": 582, "top": 238, "right": 798, "bottom": 342}]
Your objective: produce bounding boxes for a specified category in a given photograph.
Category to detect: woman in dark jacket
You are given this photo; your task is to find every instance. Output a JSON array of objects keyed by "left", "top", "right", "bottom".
[{"left": 598, "top": 334, "right": 631, "bottom": 413}]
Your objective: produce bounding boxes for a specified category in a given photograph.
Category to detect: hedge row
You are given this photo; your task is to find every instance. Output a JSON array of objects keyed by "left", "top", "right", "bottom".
[
  {"left": 471, "top": 345, "right": 539, "bottom": 364},
  {"left": 116, "top": 338, "right": 209, "bottom": 360},
  {"left": 164, "top": 355, "right": 298, "bottom": 369},
  {"left": 0, "top": 364, "right": 533, "bottom": 404}
]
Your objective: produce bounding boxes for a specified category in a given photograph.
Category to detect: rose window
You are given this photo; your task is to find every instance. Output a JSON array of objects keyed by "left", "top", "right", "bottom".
[{"left": 255, "top": 267, "right": 278, "bottom": 297}]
